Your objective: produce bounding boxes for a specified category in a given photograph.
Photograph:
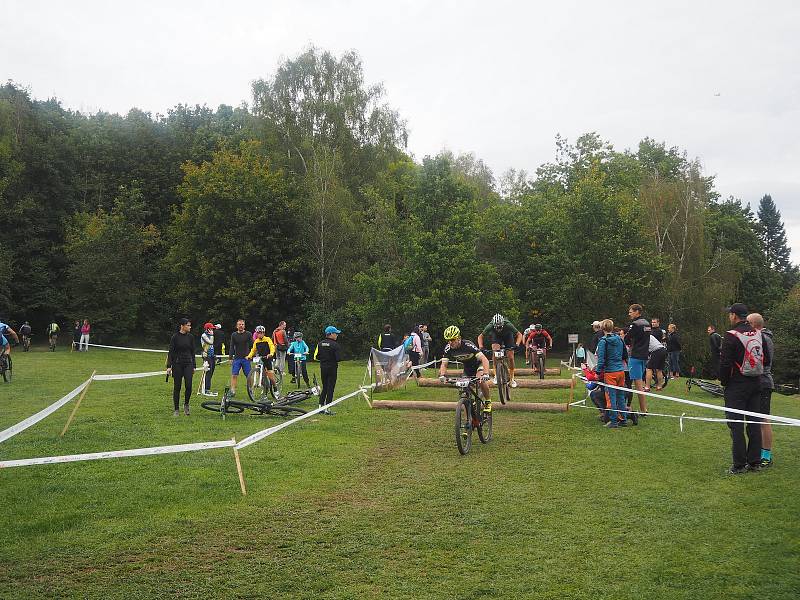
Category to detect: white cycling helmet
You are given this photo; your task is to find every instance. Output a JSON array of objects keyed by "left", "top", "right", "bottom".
[
  {"left": 491, "top": 313, "right": 505, "bottom": 330},
  {"left": 255, "top": 325, "right": 266, "bottom": 333}
]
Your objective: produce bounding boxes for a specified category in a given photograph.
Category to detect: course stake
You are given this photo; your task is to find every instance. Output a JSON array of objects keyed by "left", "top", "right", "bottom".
[{"left": 60, "top": 370, "right": 96, "bottom": 437}]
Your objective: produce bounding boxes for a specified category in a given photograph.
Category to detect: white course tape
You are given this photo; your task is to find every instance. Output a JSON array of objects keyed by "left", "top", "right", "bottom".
[
  {"left": 0, "top": 378, "right": 92, "bottom": 444},
  {"left": 236, "top": 385, "right": 373, "bottom": 450},
  {"left": 0, "top": 439, "right": 236, "bottom": 469},
  {"left": 93, "top": 370, "right": 167, "bottom": 381},
  {"left": 577, "top": 376, "right": 800, "bottom": 426},
  {"left": 86, "top": 343, "right": 168, "bottom": 353}
]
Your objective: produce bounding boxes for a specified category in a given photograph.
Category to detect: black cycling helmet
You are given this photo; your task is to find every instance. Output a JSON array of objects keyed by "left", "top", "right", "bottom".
[{"left": 534, "top": 324, "right": 542, "bottom": 330}]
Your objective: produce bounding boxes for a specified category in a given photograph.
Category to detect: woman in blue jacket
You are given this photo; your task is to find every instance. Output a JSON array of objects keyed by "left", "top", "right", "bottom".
[
  {"left": 287, "top": 332, "right": 310, "bottom": 386},
  {"left": 596, "top": 319, "right": 627, "bottom": 428}
]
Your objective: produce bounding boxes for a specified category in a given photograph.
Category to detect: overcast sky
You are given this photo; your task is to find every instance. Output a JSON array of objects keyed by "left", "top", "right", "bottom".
[{"left": 3, "top": 0, "right": 799, "bottom": 259}]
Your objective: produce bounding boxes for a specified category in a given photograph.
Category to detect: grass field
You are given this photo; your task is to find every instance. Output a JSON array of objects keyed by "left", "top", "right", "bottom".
[{"left": 1, "top": 345, "right": 799, "bottom": 599}]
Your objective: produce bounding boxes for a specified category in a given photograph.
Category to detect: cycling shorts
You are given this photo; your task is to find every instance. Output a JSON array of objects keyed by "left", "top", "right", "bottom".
[
  {"left": 647, "top": 348, "right": 667, "bottom": 371},
  {"left": 629, "top": 358, "right": 646, "bottom": 381},
  {"left": 1, "top": 335, "right": 7, "bottom": 348},
  {"left": 231, "top": 358, "right": 252, "bottom": 376},
  {"left": 487, "top": 329, "right": 515, "bottom": 349},
  {"left": 462, "top": 361, "right": 485, "bottom": 377}
]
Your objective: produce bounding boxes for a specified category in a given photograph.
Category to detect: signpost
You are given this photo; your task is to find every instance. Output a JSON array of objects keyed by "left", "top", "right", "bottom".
[{"left": 568, "top": 334, "right": 579, "bottom": 366}]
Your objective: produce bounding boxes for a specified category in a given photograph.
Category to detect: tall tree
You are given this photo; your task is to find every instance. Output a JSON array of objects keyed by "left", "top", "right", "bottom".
[{"left": 757, "top": 194, "right": 794, "bottom": 276}]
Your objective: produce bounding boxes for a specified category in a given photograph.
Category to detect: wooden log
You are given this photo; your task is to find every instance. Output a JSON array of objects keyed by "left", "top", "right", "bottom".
[
  {"left": 371, "top": 400, "right": 568, "bottom": 412},
  {"left": 443, "top": 368, "right": 560, "bottom": 377},
  {"left": 417, "top": 377, "right": 572, "bottom": 389}
]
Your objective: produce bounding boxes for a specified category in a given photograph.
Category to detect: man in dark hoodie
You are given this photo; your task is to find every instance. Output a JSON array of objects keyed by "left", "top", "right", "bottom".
[
  {"left": 720, "top": 303, "right": 770, "bottom": 474},
  {"left": 627, "top": 304, "right": 651, "bottom": 415}
]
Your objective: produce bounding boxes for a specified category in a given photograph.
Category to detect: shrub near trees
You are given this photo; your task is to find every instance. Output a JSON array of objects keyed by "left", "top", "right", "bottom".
[{"left": 0, "top": 48, "right": 797, "bottom": 377}]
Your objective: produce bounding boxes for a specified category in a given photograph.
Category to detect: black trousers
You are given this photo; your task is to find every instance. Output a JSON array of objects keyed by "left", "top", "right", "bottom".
[
  {"left": 172, "top": 363, "right": 194, "bottom": 410},
  {"left": 289, "top": 360, "right": 310, "bottom": 385},
  {"left": 204, "top": 358, "right": 215, "bottom": 391},
  {"left": 724, "top": 379, "right": 762, "bottom": 467},
  {"left": 320, "top": 366, "right": 338, "bottom": 406}
]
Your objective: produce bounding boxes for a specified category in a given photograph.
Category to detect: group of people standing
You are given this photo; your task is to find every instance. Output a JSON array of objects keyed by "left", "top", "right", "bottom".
[
  {"left": 378, "top": 324, "right": 432, "bottom": 379},
  {"left": 166, "top": 318, "right": 343, "bottom": 417}
]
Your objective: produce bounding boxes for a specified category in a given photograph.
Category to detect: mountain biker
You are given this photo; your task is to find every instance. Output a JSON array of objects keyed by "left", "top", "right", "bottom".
[
  {"left": 47, "top": 321, "right": 60, "bottom": 350},
  {"left": 287, "top": 331, "right": 310, "bottom": 386},
  {"left": 19, "top": 322, "right": 32, "bottom": 349},
  {"left": 477, "top": 313, "right": 524, "bottom": 388},
  {"left": 525, "top": 324, "right": 553, "bottom": 368},
  {"left": 438, "top": 326, "right": 492, "bottom": 408},
  {"left": 246, "top": 325, "right": 278, "bottom": 391},
  {"left": 0, "top": 321, "right": 19, "bottom": 359}
]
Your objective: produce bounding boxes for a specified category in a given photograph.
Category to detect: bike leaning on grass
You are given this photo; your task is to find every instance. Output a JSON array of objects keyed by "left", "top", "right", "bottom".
[
  {"left": 202, "top": 378, "right": 320, "bottom": 418},
  {"left": 445, "top": 376, "right": 492, "bottom": 455}
]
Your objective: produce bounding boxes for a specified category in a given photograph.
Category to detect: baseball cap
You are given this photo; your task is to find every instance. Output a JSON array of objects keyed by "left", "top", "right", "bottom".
[
  {"left": 727, "top": 303, "right": 749, "bottom": 317},
  {"left": 204, "top": 322, "right": 214, "bottom": 330},
  {"left": 592, "top": 320, "right": 601, "bottom": 327},
  {"left": 325, "top": 325, "right": 341, "bottom": 335}
]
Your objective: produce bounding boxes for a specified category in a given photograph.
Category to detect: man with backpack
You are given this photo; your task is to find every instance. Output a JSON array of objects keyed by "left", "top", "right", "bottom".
[{"left": 719, "top": 303, "right": 770, "bottom": 474}]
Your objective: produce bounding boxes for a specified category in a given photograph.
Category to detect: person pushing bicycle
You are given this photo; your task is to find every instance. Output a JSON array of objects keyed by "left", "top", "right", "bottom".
[
  {"left": 477, "top": 313, "right": 524, "bottom": 388},
  {"left": 246, "top": 325, "right": 278, "bottom": 390},
  {"left": 438, "top": 326, "right": 492, "bottom": 407}
]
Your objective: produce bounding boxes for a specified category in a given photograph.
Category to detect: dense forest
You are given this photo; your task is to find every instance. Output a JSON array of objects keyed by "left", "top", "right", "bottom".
[{"left": 2, "top": 48, "right": 798, "bottom": 381}]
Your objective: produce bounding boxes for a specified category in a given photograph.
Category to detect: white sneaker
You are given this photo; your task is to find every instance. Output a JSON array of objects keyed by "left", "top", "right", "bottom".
[
  {"left": 511, "top": 380, "right": 518, "bottom": 388},
  {"left": 492, "top": 377, "right": 497, "bottom": 385}
]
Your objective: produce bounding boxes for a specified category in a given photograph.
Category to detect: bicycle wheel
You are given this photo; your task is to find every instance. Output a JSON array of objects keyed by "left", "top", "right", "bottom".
[
  {"left": 0, "top": 359, "right": 8, "bottom": 383},
  {"left": 201, "top": 400, "right": 245, "bottom": 414},
  {"left": 498, "top": 362, "right": 511, "bottom": 404},
  {"left": 537, "top": 354, "right": 545, "bottom": 380},
  {"left": 265, "top": 405, "right": 307, "bottom": 418},
  {"left": 477, "top": 398, "right": 493, "bottom": 443},
  {"left": 455, "top": 397, "right": 473, "bottom": 455},
  {"left": 247, "top": 366, "right": 266, "bottom": 402}
]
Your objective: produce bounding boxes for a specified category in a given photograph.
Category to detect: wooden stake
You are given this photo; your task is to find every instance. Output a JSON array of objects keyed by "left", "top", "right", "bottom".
[
  {"left": 60, "top": 370, "right": 96, "bottom": 437},
  {"left": 232, "top": 439, "right": 247, "bottom": 495},
  {"left": 569, "top": 374, "right": 575, "bottom": 406}
]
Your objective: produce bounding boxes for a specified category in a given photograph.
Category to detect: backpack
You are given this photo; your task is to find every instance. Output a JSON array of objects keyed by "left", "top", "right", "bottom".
[{"left": 727, "top": 329, "right": 764, "bottom": 377}]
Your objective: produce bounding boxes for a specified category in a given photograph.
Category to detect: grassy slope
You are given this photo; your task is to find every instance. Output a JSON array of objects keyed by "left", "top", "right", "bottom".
[{"left": 1, "top": 347, "right": 798, "bottom": 599}]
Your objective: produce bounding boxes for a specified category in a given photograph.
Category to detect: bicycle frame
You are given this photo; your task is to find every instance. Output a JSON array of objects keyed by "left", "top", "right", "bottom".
[{"left": 445, "top": 376, "right": 491, "bottom": 454}]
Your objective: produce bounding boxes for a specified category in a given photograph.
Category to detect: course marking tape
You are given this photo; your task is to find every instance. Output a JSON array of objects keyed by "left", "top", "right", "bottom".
[
  {"left": 0, "top": 439, "right": 236, "bottom": 469},
  {"left": 236, "top": 385, "right": 375, "bottom": 450},
  {"left": 0, "top": 378, "right": 92, "bottom": 444},
  {"left": 576, "top": 376, "right": 800, "bottom": 426}
]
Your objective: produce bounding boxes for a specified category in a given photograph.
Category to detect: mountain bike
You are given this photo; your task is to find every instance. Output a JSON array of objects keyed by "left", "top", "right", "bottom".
[
  {"left": 48, "top": 333, "right": 58, "bottom": 352},
  {"left": 289, "top": 352, "right": 309, "bottom": 389},
  {"left": 492, "top": 347, "right": 513, "bottom": 404},
  {"left": 22, "top": 335, "right": 32, "bottom": 352},
  {"left": 686, "top": 367, "right": 723, "bottom": 398},
  {"left": 445, "top": 376, "right": 492, "bottom": 455},
  {"left": 0, "top": 353, "right": 12, "bottom": 383},
  {"left": 531, "top": 346, "right": 547, "bottom": 380},
  {"left": 202, "top": 379, "right": 320, "bottom": 418},
  {"left": 246, "top": 356, "right": 282, "bottom": 402}
]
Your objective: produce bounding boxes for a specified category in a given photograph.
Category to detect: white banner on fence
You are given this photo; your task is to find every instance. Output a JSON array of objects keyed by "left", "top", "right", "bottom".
[
  {"left": 236, "top": 386, "right": 373, "bottom": 450},
  {"left": 0, "top": 378, "right": 92, "bottom": 444},
  {"left": 0, "top": 439, "right": 236, "bottom": 469}
]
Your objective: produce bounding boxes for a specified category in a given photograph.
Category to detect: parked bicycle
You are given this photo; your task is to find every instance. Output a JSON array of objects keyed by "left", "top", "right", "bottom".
[
  {"left": 686, "top": 368, "right": 723, "bottom": 397},
  {"left": 246, "top": 356, "right": 283, "bottom": 402},
  {"left": 445, "top": 376, "right": 492, "bottom": 455},
  {"left": 202, "top": 379, "right": 320, "bottom": 418}
]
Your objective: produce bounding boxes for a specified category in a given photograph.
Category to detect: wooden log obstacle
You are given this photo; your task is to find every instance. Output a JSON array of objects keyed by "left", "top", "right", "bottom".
[
  {"left": 417, "top": 377, "right": 572, "bottom": 389},
  {"left": 371, "top": 400, "right": 568, "bottom": 412}
]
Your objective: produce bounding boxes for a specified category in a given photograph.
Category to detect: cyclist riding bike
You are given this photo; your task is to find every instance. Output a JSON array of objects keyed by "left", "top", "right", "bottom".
[
  {"left": 0, "top": 321, "right": 19, "bottom": 356},
  {"left": 438, "top": 325, "right": 492, "bottom": 408},
  {"left": 19, "top": 322, "right": 32, "bottom": 350},
  {"left": 526, "top": 323, "right": 553, "bottom": 359},
  {"left": 246, "top": 325, "right": 278, "bottom": 390},
  {"left": 477, "top": 313, "right": 524, "bottom": 388},
  {"left": 47, "top": 321, "right": 60, "bottom": 350}
]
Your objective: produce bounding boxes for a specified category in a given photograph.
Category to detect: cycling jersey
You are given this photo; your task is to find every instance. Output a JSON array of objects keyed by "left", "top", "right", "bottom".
[
  {"left": 20, "top": 325, "right": 31, "bottom": 336},
  {"left": 247, "top": 335, "right": 276, "bottom": 360},
  {"left": 443, "top": 339, "right": 485, "bottom": 375},
  {"left": 48, "top": 323, "right": 60, "bottom": 335},
  {"left": 526, "top": 330, "right": 552, "bottom": 348},
  {"left": 0, "top": 322, "right": 9, "bottom": 336},
  {"left": 0, "top": 335, "right": 7, "bottom": 348},
  {"left": 481, "top": 320, "right": 520, "bottom": 339}
]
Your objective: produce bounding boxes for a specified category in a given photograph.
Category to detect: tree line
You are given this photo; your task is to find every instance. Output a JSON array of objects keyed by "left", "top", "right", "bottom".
[{"left": 1, "top": 47, "right": 798, "bottom": 383}]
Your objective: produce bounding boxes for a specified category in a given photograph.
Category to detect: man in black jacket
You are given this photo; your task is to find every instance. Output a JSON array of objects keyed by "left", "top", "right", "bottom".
[
  {"left": 315, "top": 325, "right": 343, "bottom": 415},
  {"left": 627, "top": 304, "right": 651, "bottom": 415},
  {"left": 707, "top": 325, "right": 722, "bottom": 378},
  {"left": 719, "top": 303, "right": 770, "bottom": 474}
]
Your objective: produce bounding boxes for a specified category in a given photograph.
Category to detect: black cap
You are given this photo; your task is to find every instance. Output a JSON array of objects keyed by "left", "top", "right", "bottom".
[{"left": 727, "top": 303, "right": 749, "bottom": 318}]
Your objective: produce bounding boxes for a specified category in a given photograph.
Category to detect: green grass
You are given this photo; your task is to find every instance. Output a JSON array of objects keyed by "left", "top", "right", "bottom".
[{"left": 1, "top": 346, "right": 799, "bottom": 599}]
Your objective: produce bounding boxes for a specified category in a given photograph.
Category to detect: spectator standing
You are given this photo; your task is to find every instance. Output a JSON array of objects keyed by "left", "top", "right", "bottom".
[
  {"left": 378, "top": 324, "right": 397, "bottom": 351},
  {"left": 645, "top": 334, "right": 667, "bottom": 391},
  {"left": 79, "top": 319, "right": 90, "bottom": 351},
  {"left": 708, "top": 325, "right": 722, "bottom": 379},
  {"left": 588, "top": 321, "right": 603, "bottom": 354},
  {"left": 229, "top": 319, "right": 252, "bottom": 396},
  {"left": 596, "top": 319, "right": 627, "bottom": 428},
  {"left": 650, "top": 317, "right": 666, "bottom": 344},
  {"left": 720, "top": 303, "right": 769, "bottom": 474},
  {"left": 213, "top": 323, "right": 225, "bottom": 365},
  {"left": 273, "top": 321, "right": 289, "bottom": 373},
  {"left": 200, "top": 322, "right": 216, "bottom": 395},
  {"left": 575, "top": 342, "right": 586, "bottom": 367},
  {"left": 166, "top": 318, "right": 197, "bottom": 416},
  {"left": 627, "top": 304, "right": 651, "bottom": 415},
  {"left": 421, "top": 324, "right": 432, "bottom": 365},
  {"left": 407, "top": 327, "right": 423, "bottom": 379},
  {"left": 315, "top": 326, "right": 343, "bottom": 415},
  {"left": 667, "top": 323, "right": 682, "bottom": 377},
  {"left": 747, "top": 313, "right": 775, "bottom": 468},
  {"left": 71, "top": 320, "right": 81, "bottom": 352}
]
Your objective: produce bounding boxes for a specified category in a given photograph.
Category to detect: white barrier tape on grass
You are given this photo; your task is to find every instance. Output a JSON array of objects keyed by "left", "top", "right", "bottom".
[
  {"left": 92, "top": 370, "right": 168, "bottom": 381},
  {"left": 236, "top": 385, "right": 374, "bottom": 450},
  {"left": 0, "top": 378, "right": 92, "bottom": 444},
  {"left": 576, "top": 376, "right": 800, "bottom": 427},
  {"left": 85, "top": 343, "right": 168, "bottom": 353},
  {"left": 0, "top": 439, "right": 236, "bottom": 469}
]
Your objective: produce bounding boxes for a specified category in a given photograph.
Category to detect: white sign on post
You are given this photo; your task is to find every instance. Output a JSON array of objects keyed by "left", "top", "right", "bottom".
[{"left": 568, "top": 334, "right": 579, "bottom": 344}]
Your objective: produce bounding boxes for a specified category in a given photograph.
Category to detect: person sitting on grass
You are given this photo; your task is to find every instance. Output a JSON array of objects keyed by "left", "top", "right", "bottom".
[{"left": 287, "top": 331, "right": 310, "bottom": 386}]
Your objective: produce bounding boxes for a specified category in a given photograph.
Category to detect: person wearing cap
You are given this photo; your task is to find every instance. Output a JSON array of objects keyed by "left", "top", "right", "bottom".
[
  {"left": 166, "top": 318, "right": 197, "bottom": 416},
  {"left": 287, "top": 331, "right": 310, "bottom": 386},
  {"left": 720, "top": 303, "right": 770, "bottom": 474},
  {"left": 314, "top": 326, "right": 342, "bottom": 414},
  {"left": 200, "top": 322, "right": 217, "bottom": 395}
]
